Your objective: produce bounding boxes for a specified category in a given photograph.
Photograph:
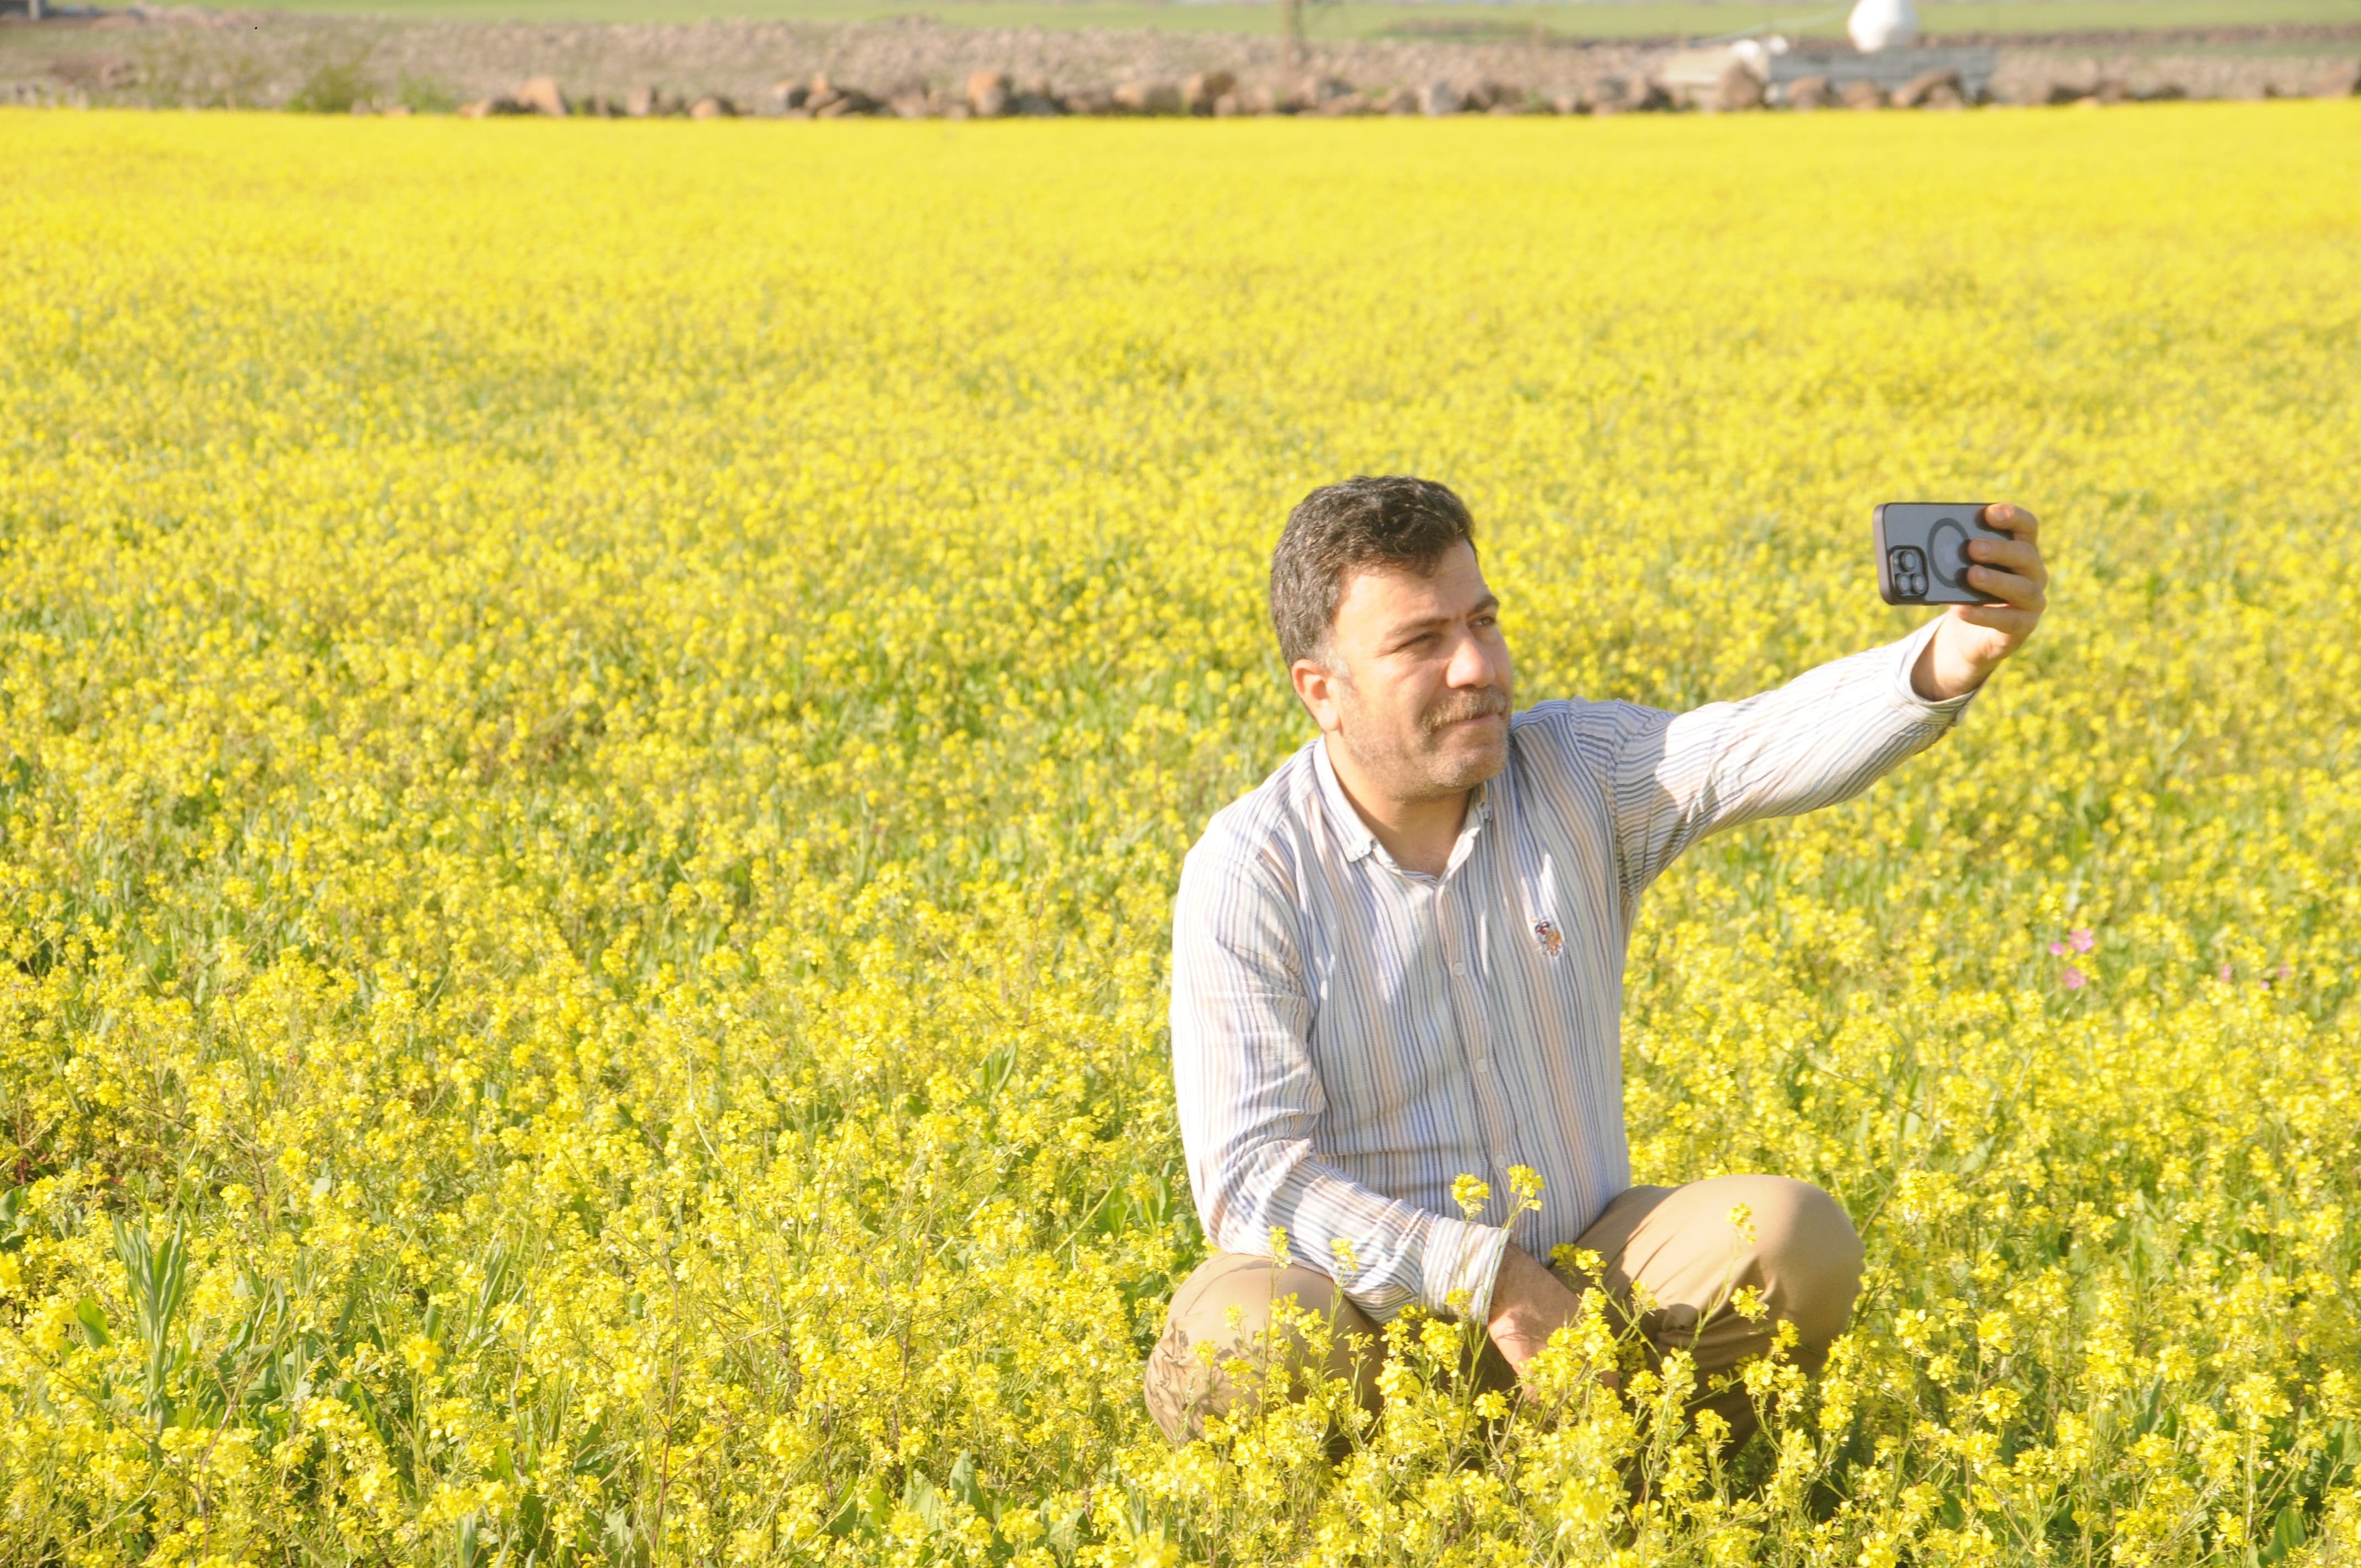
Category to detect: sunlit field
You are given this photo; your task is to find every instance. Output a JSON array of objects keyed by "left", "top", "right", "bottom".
[{"left": 1, "top": 105, "right": 2357, "bottom": 1566}]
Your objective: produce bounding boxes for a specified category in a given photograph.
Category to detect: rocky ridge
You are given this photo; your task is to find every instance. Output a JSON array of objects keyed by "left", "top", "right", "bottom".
[{"left": 3, "top": 7, "right": 2357, "bottom": 113}]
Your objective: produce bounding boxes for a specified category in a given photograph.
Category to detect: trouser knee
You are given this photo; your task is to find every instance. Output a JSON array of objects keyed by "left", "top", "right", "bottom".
[
  {"left": 1142, "top": 1252, "right": 1383, "bottom": 1445},
  {"left": 1745, "top": 1177, "right": 1864, "bottom": 1363}
]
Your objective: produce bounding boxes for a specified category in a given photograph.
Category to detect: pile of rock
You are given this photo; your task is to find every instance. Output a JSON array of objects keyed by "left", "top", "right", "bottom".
[
  {"left": 1777, "top": 66, "right": 1970, "bottom": 110},
  {"left": 441, "top": 60, "right": 2356, "bottom": 121},
  {"left": 445, "top": 70, "right": 1707, "bottom": 119}
]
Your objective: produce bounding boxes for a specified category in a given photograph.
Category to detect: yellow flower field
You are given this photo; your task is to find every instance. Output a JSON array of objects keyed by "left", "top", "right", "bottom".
[{"left": 0, "top": 103, "right": 2357, "bottom": 1565}]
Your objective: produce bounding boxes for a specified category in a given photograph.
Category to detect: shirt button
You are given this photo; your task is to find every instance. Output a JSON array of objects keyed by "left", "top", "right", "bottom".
[
  {"left": 1452, "top": 963, "right": 1467, "bottom": 977},
  {"left": 1475, "top": 1059, "right": 1490, "bottom": 1073}
]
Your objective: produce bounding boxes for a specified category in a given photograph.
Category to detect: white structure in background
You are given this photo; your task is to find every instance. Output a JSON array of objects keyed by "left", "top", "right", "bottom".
[
  {"left": 1655, "top": 34, "right": 1788, "bottom": 107},
  {"left": 1847, "top": 0, "right": 1921, "bottom": 52}
]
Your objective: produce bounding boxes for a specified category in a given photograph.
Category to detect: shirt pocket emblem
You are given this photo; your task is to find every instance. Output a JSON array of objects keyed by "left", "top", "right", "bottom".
[{"left": 1532, "top": 919, "right": 1563, "bottom": 957}]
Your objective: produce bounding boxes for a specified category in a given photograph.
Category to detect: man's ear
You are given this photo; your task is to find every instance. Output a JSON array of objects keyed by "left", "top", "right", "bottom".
[{"left": 1291, "top": 656, "right": 1345, "bottom": 736}]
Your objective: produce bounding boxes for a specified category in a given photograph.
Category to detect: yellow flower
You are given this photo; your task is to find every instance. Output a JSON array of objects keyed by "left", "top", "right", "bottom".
[{"left": 1451, "top": 1175, "right": 1492, "bottom": 1222}]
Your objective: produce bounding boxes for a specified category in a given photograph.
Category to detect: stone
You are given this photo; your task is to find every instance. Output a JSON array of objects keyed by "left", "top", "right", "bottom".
[
  {"left": 512, "top": 75, "right": 566, "bottom": 116},
  {"left": 1544, "top": 91, "right": 1582, "bottom": 115},
  {"left": 2310, "top": 62, "right": 2361, "bottom": 97},
  {"left": 1112, "top": 80, "right": 1183, "bottom": 115},
  {"left": 630, "top": 85, "right": 695, "bottom": 117},
  {"left": 1211, "top": 90, "right": 1246, "bottom": 116},
  {"left": 807, "top": 78, "right": 880, "bottom": 116},
  {"left": 1712, "top": 61, "right": 1765, "bottom": 111},
  {"left": 1783, "top": 74, "right": 1834, "bottom": 110},
  {"left": 966, "top": 69, "right": 1010, "bottom": 116},
  {"left": 382, "top": 102, "right": 412, "bottom": 117},
  {"left": 1300, "top": 74, "right": 1354, "bottom": 108},
  {"left": 1591, "top": 78, "right": 1671, "bottom": 114},
  {"left": 1417, "top": 80, "right": 1460, "bottom": 116},
  {"left": 1010, "top": 89, "right": 1063, "bottom": 115},
  {"left": 1841, "top": 79, "right": 1888, "bottom": 110},
  {"left": 688, "top": 95, "right": 735, "bottom": 119},
  {"left": 1182, "top": 70, "right": 1234, "bottom": 112},
  {"left": 1064, "top": 85, "right": 1115, "bottom": 115},
  {"left": 1892, "top": 67, "right": 1961, "bottom": 108}
]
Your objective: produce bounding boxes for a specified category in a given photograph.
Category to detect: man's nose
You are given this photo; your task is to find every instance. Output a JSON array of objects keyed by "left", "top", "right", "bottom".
[{"left": 1445, "top": 630, "right": 1497, "bottom": 688}]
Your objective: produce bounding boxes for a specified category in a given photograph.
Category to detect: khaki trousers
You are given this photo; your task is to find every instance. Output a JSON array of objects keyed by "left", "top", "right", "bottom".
[{"left": 1144, "top": 1174, "right": 1863, "bottom": 1446}]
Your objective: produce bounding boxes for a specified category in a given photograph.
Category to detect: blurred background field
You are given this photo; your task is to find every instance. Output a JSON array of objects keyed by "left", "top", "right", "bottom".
[
  {"left": 115, "top": 0, "right": 2361, "bottom": 38},
  {"left": 9, "top": 0, "right": 2360, "bottom": 110},
  {"left": 2, "top": 103, "right": 2358, "bottom": 1565}
]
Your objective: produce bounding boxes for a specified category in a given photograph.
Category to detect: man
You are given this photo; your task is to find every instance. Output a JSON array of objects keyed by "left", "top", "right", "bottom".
[{"left": 1145, "top": 476, "right": 2047, "bottom": 1445}]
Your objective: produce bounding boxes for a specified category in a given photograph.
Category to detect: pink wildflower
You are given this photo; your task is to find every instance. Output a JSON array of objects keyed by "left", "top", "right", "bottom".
[
  {"left": 2068, "top": 929, "right": 2095, "bottom": 953},
  {"left": 2061, "top": 967, "right": 2088, "bottom": 990},
  {"left": 2049, "top": 941, "right": 2068, "bottom": 957}
]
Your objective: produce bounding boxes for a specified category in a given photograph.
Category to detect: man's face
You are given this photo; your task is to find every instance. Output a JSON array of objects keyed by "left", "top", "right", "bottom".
[{"left": 1292, "top": 541, "right": 1516, "bottom": 803}]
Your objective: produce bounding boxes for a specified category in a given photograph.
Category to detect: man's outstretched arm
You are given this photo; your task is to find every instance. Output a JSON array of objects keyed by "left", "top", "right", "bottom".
[{"left": 1600, "top": 503, "right": 2048, "bottom": 899}]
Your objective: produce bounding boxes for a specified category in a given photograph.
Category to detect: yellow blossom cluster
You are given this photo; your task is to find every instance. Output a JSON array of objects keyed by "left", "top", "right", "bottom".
[{"left": 0, "top": 104, "right": 2355, "bottom": 1565}]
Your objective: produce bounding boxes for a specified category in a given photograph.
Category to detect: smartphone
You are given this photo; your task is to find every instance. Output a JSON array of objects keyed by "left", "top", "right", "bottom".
[{"left": 1875, "top": 503, "right": 2010, "bottom": 606}]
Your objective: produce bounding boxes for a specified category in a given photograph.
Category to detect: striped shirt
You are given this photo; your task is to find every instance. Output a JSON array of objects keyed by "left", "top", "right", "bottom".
[{"left": 1169, "top": 620, "right": 1973, "bottom": 1325}]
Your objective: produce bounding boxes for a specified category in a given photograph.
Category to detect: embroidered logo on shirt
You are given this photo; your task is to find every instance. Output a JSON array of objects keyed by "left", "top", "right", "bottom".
[{"left": 1532, "top": 919, "right": 1563, "bottom": 957}]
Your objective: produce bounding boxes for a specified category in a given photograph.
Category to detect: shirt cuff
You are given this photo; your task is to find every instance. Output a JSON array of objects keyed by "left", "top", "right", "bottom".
[
  {"left": 1889, "top": 619, "right": 1978, "bottom": 720},
  {"left": 1420, "top": 1216, "right": 1511, "bottom": 1326}
]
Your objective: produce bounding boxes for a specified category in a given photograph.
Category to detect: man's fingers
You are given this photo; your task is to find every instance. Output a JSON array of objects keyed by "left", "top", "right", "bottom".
[
  {"left": 1951, "top": 603, "right": 2033, "bottom": 638},
  {"left": 1966, "top": 564, "right": 2044, "bottom": 611},
  {"left": 1981, "top": 502, "right": 2040, "bottom": 546},
  {"left": 1969, "top": 536, "right": 2048, "bottom": 588}
]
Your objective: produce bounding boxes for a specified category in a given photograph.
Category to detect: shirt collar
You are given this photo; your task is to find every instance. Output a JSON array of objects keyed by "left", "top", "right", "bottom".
[{"left": 1310, "top": 736, "right": 1494, "bottom": 869}]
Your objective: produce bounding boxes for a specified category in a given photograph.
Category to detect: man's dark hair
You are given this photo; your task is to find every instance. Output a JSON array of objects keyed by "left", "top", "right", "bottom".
[{"left": 1269, "top": 476, "right": 1477, "bottom": 666}]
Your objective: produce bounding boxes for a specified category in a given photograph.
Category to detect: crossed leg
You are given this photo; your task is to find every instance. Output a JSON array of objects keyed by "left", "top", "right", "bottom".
[{"left": 1144, "top": 1173, "right": 1863, "bottom": 1447}]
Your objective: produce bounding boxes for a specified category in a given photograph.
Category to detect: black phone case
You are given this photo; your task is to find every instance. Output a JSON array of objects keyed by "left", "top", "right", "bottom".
[{"left": 1874, "top": 503, "right": 2009, "bottom": 606}]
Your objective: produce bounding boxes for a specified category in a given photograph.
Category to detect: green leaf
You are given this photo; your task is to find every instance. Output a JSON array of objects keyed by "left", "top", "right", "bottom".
[
  {"left": 2260, "top": 1501, "right": 2305, "bottom": 1566},
  {"left": 74, "top": 1296, "right": 110, "bottom": 1347}
]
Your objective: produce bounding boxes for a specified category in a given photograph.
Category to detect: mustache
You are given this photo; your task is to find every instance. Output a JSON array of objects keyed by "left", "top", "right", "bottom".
[{"left": 1421, "top": 689, "right": 1511, "bottom": 732}]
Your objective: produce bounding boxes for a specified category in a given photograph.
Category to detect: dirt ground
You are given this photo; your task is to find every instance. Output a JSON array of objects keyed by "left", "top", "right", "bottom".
[{"left": 3, "top": 6, "right": 2357, "bottom": 110}]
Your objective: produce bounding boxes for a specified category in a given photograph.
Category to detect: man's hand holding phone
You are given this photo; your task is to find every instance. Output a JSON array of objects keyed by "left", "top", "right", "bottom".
[{"left": 1900, "top": 502, "right": 2048, "bottom": 702}]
